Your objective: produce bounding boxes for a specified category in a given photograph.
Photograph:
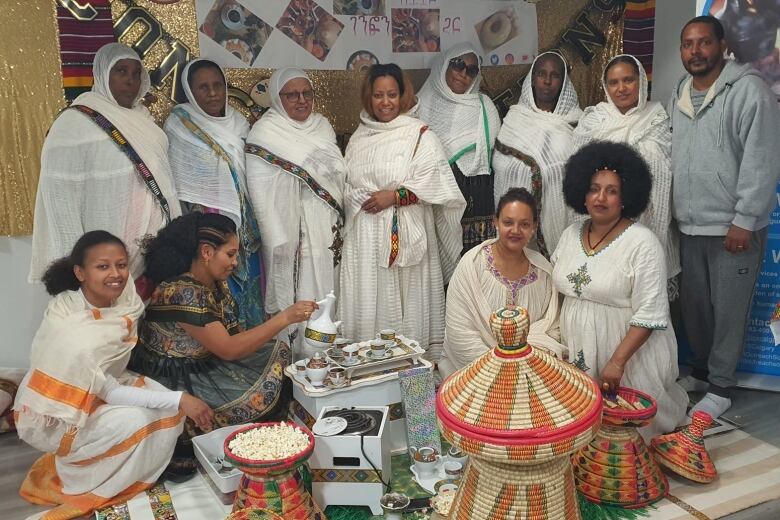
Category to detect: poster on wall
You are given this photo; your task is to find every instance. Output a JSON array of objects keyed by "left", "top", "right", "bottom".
[
  {"left": 697, "top": 0, "right": 780, "bottom": 99},
  {"left": 696, "top": 1, "right": 780, "bottom": 382},
  {"left": 195, "top": 0, "right": 539, "bottom": 70}
]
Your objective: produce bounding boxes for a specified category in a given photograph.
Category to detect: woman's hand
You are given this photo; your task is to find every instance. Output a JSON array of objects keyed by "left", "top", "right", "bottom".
[
  {"left": 282, "top": 300, "right": 319, "bottom": 325},
  {"left": 361, "top": 190, "right": 396, "bottom": 214},
  {"left": 600, "top": 359, "right": 625, "bottom": 393},
  {"left": 179, "top": 393, "right": 213, "bottom": 430}
]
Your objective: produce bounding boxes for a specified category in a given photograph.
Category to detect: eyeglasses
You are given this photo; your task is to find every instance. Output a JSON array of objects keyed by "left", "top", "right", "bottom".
[
  {"left": 279, "top": 89, "right": 315, "bottom": 102},
  {"left": 448, "top": 57, "right": 480, "bottom": 78}
]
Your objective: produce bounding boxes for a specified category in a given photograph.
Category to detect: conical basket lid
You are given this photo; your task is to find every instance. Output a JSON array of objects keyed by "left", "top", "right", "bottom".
[
  {"left": 437, "top": 306, "right": 602, "bottom": 463},
  {"left": 651, "top": 411, "right": 717, "bottom": 483}
]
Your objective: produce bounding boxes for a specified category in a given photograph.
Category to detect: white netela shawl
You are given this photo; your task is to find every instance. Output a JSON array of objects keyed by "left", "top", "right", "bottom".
[
  {"left": 493, "top": 51, "right": 582, "bottom": 254},
  {"left": 165, "top": 58, "right": 250, "bottom": 226},
  {"left": 417, "top": 42, "right": 501, "bottom": 177},
  {"left": 29, "top": 43, "right": 180, "bottom": 280},
  {"left": 15, "top": 279, "right": 145, "bottom": 430},
  {"left": 245, "top": 68, "right": 346, "bottom": 313}
]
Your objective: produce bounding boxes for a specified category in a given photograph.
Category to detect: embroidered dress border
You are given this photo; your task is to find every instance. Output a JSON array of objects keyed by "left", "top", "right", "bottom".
[
  {"left": 494, "top": 139, "right": 549, "bottom": 258},
  {"left": 244, "top": 143, "right": 345, "bottom": 223},
  {"left": 629, "top": 319, "right": 667, "bottom": 330},
  {"left": 481, "top": 244, "right": 539, "bottom": 305},
  {"left": 70, "top": 105, "right": 172, "bottom": 223}
]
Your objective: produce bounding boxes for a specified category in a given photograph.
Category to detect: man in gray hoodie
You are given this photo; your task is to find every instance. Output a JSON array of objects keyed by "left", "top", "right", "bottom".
[{"left": 670, "top": 15, "right": 780, "bottom": 419}]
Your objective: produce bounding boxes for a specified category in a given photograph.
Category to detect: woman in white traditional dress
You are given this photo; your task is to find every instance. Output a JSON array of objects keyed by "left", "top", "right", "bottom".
[
  {"left": 29, "top": 43, "right": 180, "bottom": 289},
  {"left": 574, "top": 54, "right": 680, "bottom": 295},
  {"left": 339, "top": 64, "right": 466, "bottom": 359},
  {"left": 440, "top": 188, "right": 565, "bottom": 379},
  {"left": 493, "top": 51, "right": 582, "bottom": 257},
  {"left": 245, "top": 68, "right": 345, "bottom": 358},
  {"left": 552, "top": 141, "right": 687, "bottom": 438},
  {"left": 15, "top": 231, "right": 212, "bottom": 519},
  {"left": 418, "top": 43, "right": 501, "bottom": 254},
  {"left": 164, "top": 58, "right": 265, "bottom": 328}
]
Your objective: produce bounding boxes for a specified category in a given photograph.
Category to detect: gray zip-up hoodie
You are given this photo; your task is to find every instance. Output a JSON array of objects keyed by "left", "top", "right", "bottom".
[{"left": 668, "top": 60, "right": 780, "bottom": 235}]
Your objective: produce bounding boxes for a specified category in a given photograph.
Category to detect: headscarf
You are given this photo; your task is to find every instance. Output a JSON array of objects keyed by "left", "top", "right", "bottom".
[
  {"left": 165, "top": 58, "right": 250, "bottom": 225},
  {"left": 575, "top": 54, "right": 666, "bottom": 144},
  {"left": 90, "top": 42, "right": 151, "bottom": 109},
  {"left": 417, "top": 42, "right": 501, "bottom": 177}
]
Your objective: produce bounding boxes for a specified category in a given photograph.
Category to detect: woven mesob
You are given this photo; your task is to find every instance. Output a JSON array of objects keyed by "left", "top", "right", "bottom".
[
  {"left": 651, "top": 410, "right": 717, "bottom": 484},
  {"left": 436, "top": 306, "right": 603, "bottom": 519}
]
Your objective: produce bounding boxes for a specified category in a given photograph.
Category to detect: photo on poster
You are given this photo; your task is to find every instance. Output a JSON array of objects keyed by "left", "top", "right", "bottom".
[
  {"left": 276, "top": 0, "right": 345, "bottom": 62},
  {"left": 700, "top": 0, "right": 780, "bottom": 99},
  {"left": 333, "top": 0, "right": 385, "bottom": 16},
  {"left": 390, "top": 9, "right": 440, "bottom": 53},
  {"left": 346, "top": 49, "right": 379, "bottom": 72},
  {"left": 199, "top": 0, "right": 273, "bottom": 66},
  {"left": 475, "top": 6, "right": 521, "bottom": 54}
]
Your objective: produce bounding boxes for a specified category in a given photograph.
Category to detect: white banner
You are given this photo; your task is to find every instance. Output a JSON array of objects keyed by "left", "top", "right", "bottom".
[{"left": 195, "top": 0, "right": 538, "bottom": 70}]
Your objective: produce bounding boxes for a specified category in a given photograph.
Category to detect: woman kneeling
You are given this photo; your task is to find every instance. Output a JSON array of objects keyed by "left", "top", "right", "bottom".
[
  {"left": 15, "top": 231, "right": 211, "bottom": 519},
  {"left": 130, "top": 213, "right": 316, "bottom": 433}
]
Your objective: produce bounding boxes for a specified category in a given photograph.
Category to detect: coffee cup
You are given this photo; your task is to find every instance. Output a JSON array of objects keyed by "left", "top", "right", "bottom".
[
  {"left": 332, "top": 338, "right": 350, "bottom": 356},
  {"left": 370, "top": 338, "right": 390, "bottom": 358},
  {"left": 342, "top": 343, "right": 360, "bottom": 363},
  {"left": 410, "top": 446, "right": 440, "bottom": 477},
  {"left": 328, "top": 367, "right": 346, "bottom": 385},
  {"left": 379, "top": 329, "right": 396, "bottom": 341},
  {"left": 443, "top": 460, "right": 463, "bottom": 479}
]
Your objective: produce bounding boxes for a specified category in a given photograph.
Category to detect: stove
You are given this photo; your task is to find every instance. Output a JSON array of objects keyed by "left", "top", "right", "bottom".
[
  {"left": 321, "top": 408, "right": 383, "bottom": 436},
  {"left": 309, "top": 406, "right": 391, "bottom": 515}
]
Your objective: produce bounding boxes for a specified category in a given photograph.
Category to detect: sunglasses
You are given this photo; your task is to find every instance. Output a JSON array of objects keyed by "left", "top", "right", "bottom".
[
  {"left": 448, "top": 57, "right": 480, "bottom": 78},
  {"left": 279, "top": 89, "right": 315, "bottom": 102}
]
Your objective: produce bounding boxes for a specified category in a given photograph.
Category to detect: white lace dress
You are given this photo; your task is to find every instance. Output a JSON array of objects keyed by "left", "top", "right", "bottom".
[{"left": 551, "top": 222, "right": 687, "bottom": 438}]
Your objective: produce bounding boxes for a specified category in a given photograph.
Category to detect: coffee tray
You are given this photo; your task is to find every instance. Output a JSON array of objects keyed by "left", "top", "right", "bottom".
[{"left": 284, "top": 335, "right": 426, "bottom": 395}]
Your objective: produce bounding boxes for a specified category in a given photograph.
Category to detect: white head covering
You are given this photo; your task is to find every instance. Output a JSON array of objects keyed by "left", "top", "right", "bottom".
[
  {"left": 519, "top": 51, "right": 582, "bottom": 123},
  {"left": 268, "top": 67, "right": 320, "bottom": 131},
  {"left": 91, "top": 42, "right": 151, "bottom": 109},
  {"left": 575, "top": 54, "right": 661, "bottom": 143},
  {"left": 417, "top": 43, "right": 501, "bottom": 178},
  {"left": 164, "top": 58, "right": 250, "bottom": 225}
]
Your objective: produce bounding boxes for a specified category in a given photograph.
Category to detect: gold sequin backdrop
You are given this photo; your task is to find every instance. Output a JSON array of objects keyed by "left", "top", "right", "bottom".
[{"left": 1, "top": 0, "right": 622, "bottom": 236}]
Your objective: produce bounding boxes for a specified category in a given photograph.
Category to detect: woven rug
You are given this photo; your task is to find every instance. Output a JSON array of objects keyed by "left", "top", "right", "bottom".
[{"left": 96, "top": 429, "right": 780, "bottom": 519}]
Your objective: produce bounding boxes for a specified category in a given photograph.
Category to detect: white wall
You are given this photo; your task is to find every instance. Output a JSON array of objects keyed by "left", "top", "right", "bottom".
[
  {"left": 652, "top": 0, "right": 697, "bottom": 104},
  {"left": 0, "top": 236, "right": 49, "bottom": 368}
]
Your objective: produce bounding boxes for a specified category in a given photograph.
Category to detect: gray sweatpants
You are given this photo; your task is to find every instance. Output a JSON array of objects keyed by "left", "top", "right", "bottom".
[{"left": 679, "top": 228, "right": 767, "bottom": 395}]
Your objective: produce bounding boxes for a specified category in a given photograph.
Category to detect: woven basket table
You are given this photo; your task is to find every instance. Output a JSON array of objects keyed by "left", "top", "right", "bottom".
[
  {"left": 223, "top": 422, "right": 324, "bottom": 519},
  {"left": 574, "top": 387, "right": 668, "bottom": 508},
  {"left": 651, "top": 410, "right": 717, "bottom": 483},
  {"left": 436, "top": 306, "right": 603, "bottom": 520}
]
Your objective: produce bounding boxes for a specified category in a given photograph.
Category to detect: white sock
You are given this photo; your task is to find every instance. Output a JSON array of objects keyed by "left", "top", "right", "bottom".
[{"left": 689, "top": 392, "right": 731, "bottom": 419}]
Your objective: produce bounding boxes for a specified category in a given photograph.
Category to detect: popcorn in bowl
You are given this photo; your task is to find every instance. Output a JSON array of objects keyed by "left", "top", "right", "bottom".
[{"left": 227, "top": 422, "right": 311, "bottom": 461}]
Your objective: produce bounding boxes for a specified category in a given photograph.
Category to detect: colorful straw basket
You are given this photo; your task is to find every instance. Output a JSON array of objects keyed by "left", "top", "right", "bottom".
[
  {"left": 436, "top": 306, "right": 603, "bottom": 519},
  {"left": 574, "top": 387, "right": 668, "bottom": 508},
  {"left": 651, "top": 411, "right": 717, "bottom": 484},
  {"left": 225, "top": 508, "right": 284, "bottom": 520},
  {"left": 223, "top": 422, "right": 323, "bottom": 519}
]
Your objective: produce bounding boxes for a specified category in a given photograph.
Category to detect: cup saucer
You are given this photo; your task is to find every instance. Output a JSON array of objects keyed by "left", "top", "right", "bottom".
[
  {"left": 326, "top": 377, "right": 350, "bottom": 389},
  {"left": 340, "top": 356, "right": 360, "bottom": 366}
]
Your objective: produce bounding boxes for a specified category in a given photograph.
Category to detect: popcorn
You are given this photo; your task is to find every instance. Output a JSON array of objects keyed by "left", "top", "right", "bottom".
[{"left": 227, "top": 422, "right": 311, "bottom": 461}]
